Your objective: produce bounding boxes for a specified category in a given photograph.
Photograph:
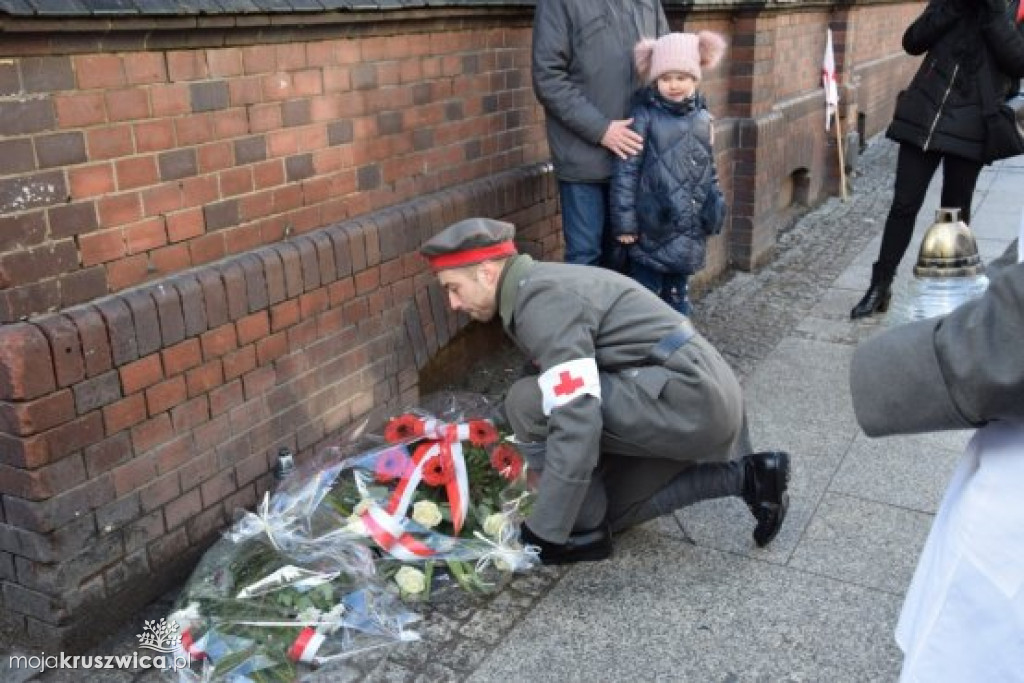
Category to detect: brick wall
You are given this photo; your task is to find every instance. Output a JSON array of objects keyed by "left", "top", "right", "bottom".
[{"left": 0, "top": 1, "right": 922, "bottom": 650}]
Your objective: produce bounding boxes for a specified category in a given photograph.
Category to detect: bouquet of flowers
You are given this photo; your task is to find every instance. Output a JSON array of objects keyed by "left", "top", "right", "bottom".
[{"left": 165, "top": 393, "right": 536, "bottom": 681}]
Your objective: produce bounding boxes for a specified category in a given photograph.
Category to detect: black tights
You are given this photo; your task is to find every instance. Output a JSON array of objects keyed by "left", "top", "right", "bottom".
[{"left": 877, "top": 143, "right": 984, "bottom": 276}]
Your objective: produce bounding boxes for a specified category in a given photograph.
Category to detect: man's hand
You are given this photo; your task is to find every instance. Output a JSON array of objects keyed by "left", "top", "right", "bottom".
[
  {"left": 616, "top": 234, "right": 637, "bottom": 245},
  {"left": 601, "top": 119, "right": 643, "bottom": 159}
]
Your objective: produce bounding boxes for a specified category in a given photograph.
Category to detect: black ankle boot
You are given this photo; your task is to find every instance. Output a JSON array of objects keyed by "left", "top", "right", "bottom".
[
  {"left": 742, "top": 451, "right": 791, "bottom": 547},
  {"left": 850, "top": 262, "right": 894, "bottom": 320}
]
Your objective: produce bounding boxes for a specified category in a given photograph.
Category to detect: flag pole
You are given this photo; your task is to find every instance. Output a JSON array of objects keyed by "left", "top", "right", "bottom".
[{"left": 834, "top": 109, "right": 848, "bottom": 202}]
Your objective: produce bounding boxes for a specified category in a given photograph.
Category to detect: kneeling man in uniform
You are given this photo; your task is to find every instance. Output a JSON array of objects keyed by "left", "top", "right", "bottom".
[{"left": 420, "top": 217, "right": 790, "bottom": 564}]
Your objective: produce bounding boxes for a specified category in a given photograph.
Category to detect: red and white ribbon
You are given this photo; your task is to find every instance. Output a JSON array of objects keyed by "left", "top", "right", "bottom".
[
  {"left": 288, "top": 626, "right": 325, "bottom": 663},
  {"left": 178, "top": 629, "right": 206, "bottom": 660},
  {"left": 359, "top": 505, "right": 437, "bottom": 560}
]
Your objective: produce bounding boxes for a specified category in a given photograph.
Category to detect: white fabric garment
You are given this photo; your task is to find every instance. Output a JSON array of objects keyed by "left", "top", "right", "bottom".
[{"left": 896, "top": 422, "right": 1024, "bottom": 682}]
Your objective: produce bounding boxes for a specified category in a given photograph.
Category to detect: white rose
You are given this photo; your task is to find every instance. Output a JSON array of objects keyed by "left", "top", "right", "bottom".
[
  {"left": 344, "top": 516, "right": 368, "bottom": 536},
  {"left": 394, "top": 566, "right": 427, "bottom": 595},
  {"left": 411, "top": 501, "right": 442, "bottom": 528},
  {"left": 482, "top": 513, "right": 506, "bottom": 537}
]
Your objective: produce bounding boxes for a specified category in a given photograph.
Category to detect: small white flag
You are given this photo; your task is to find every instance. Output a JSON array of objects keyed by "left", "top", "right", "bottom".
[{"left": 823, "top": 28, "right": 839, "bottom": 131}]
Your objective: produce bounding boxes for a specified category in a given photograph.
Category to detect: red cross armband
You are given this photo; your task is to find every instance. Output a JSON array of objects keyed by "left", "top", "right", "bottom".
[{"left": 537, "top": 358, "right": 601, "bottom": 416}]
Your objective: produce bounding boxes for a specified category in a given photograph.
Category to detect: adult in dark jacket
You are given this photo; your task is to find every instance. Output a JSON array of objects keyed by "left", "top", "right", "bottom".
[
  {"left": 610, "top": 31, "right": 728, "bottom": 314},
  {"left": 531, "top": 0, "right": 669, "bottom": 269},
  {"left": 850, "top": 0, "right": 1024, "bottom": 319}
]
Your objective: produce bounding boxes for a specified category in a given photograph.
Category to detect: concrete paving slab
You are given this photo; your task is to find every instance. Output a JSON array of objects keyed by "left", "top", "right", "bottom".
[
  {"left": 830, "top": 433, "right": 963, "bottom": 513},
  {"left": 468, "top": 528, "right": 904, "bottom": 682},
  {"left": 787, "top": 492, "right": 934, "bottom": 595}
]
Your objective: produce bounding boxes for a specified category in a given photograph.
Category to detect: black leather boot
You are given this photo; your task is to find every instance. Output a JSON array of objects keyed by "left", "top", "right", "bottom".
[
  {"left": 850, "top": 262, "right": 894, "bottom": 319},
  {"left": 742, "top": 451, "right": 791, "bottom": 547},
  {"left": 520, "top": 521, "right": 613, "bottom": 565}
]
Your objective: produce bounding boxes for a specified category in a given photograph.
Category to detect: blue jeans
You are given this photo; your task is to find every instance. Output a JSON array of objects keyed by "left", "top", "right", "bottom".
[
  {"left": 630, "top": 262, "right": 692, "bottom": 315},
  {"left": 558, "top": 181, "right": 622, "bottom": 269}
]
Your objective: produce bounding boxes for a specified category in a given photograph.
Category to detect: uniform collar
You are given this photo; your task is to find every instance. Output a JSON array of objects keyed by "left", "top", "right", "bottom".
[{"left": 498, "top": 254, "right": 534, "bottom": 332}]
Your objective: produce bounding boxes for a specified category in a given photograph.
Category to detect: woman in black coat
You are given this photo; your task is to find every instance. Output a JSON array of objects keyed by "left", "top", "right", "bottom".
[{"left": 851, "top": 0, "right": 1024, "bottom": 319}]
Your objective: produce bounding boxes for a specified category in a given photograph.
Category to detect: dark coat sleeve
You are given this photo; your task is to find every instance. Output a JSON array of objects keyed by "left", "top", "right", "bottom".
[
  {"left": 982, "top": 12, "right": 1024, "bottom": 78},
  {"left": 850, "top": 262, "right": 1024, "bottom": 437},
  {"left": 902, "top": 0, "right": 964, "bottom": 55},
  {"left": 530, "top": 0, "right": 609, "bottom": 146},
  {"left": 609, "top": 103, "right": 651, "bottom": 237}
]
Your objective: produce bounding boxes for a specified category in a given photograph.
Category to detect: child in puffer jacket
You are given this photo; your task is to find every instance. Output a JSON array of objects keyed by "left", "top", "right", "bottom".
[{"left": 610, "top": 31, "right": 728, "bottom": 315}]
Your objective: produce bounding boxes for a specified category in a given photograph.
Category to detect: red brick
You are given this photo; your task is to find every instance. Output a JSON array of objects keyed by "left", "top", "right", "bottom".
[
  {"left": 207, "top": 47, "right": 243, "bottom": 77},
  {"left": 152, "top": 434, "right": 194, "bottom": 475},
  {"left": 0, "top": 432, "right": 48, "bottom": 469},
  {"left": 0, "top": 390, "right": 74, "bottom": 437},
  {"left": 124, "top": 52, "right": 167, "bottom": 85},
  {"left": 111, "top": 450, "right": 158, "bottom": 497},
  {"left": 299, "top": 289, "right": 330, "bottom": 319},
  {"left": 199, "top": 468, "right": 236, "bottom": 509},
  {"left": 98, "top": 194, "right": 143, "bottom": 228},
  {"left": 150, "top": 243, "right": 192, "bottom": 278},
  {"left": 208, "top": 378, "right": 243, "bottom": 418},
  {"left": 115, "top": 156, "right": 159, "bottom": 191},
  {"left": 200, "top": 324, "right": 237, "bottom": 360},
  {"left": 221, "top": 346, "right": 256, "bottom": 383},
  {"left": 166, "top": 208, "right": 204, "bottom": 243},
  {"left": 134, "top": 120, "right": 176, "bottom": 153},
  {"left": 213, "top": 109, "right": 248, "bottom": 139},
  {"left": 3, "top": 474, "right": 114, "bottom": 533},
  {"left": 124, "top": 217, "right": 167, "bottom": 254},
  {"left": 131, "top": 414, "right": 173, "bottom": 454},
  {"left": 0, "top": 454, "right": 86, "bottom": 501},
  {"left": 150, "top": 83, "right": 191, "bottom": 117},
  {"left": 167, "top": 51, "right": 209, "bottom": 82},
  {"left": 74, "top": 54, "right": 125, "bottom": 89},
  {"left": 180, "top": 175, "right": 219, "bottom": 209},
  {"left": 144, "top": 376, "right": 188, "bottom": 417},
  {"left": 106, "top": 255, "right": 149, "bottom": 292},
  {"left": 141, "top": 183, "right": 182, "bottom": 217},
  {"left": 69, "top": 163, "right": 115, "bottom": 200},
  {"left": 54, "top": 92, "right": 106, "bottom": 128},
  {"left": 177, "top": 449, "right": 215, "bottom": 491},
  {"left": 139, "top": 471, "right": 180, "bottom": 513},
  {"left": 84, "top": 431, "right": 132, "bottom": 477},
  {"left": 198, "top": 142, "right": 233, "bottom": 174},
  {"left": 105, "top": 89, "right": 151, "bottom": 122},
  {"left": 42, "top": 411, "right": 104, "bottom": 463},
  {"left": 87, "top": 125, "right": 135, "bottom": 160},
  {"left": 163, "top": 487, "right": 202, "bottom": 530},
  {"left": 242, "top": 365, "right": 276, "bottom": 401},
  {"left": 120, "top": 355, "right": 163, "bottom": 395},
  {"left": 0, "top": 324, "right": 56, "bottom": 401},
  {"left": 103, "top": 393, "right": 147, "bottom": 435},
  {"left": 170, "top": 396, "right": 209, "bottom": 434},
  {"left": 160, "top": 339, "right": 201, "bottom": 378},
  {"left": 79, "top": 228, "right": 126, "bottom": 265},
  {"left": 185, "top": 360, "right": 224, "bottom": 398}
]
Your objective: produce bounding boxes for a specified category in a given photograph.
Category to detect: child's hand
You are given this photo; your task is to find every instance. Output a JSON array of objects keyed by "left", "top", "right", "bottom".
[{"left": 616, "top": 235, "right": 637, "bottom": 244}]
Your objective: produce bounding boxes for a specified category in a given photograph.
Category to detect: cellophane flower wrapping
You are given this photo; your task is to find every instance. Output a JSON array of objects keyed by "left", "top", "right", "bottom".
[{"left": 165, "top": 392, "right": 536, "bottom": 681}]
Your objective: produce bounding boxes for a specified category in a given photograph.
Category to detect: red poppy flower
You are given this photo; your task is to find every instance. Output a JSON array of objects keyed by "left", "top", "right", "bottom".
[
  {"left": 374, "top": 447, "right": 411, "bottom": 483},
  {"left": 420, "top": 451, "right": 455, "bottom": 487},
  {"left": 468, "top": 420, "right": 499, "bottom": 447},
  {"left": 489, "top": 443, "right": 524, "bottom": 481},
  {"left": 384, "top": 414, "right": 422, "bottom": 443}
]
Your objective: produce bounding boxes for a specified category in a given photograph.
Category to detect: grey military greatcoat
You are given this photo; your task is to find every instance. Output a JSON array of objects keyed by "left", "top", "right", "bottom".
[{"left": 499, "top": 255, "right": 745, "bottom": 543}]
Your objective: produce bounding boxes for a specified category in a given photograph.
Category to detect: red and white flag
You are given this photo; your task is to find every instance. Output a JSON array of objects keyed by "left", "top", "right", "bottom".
[{"left": 823, "top": 28, "right": 839, "bottom": 131}]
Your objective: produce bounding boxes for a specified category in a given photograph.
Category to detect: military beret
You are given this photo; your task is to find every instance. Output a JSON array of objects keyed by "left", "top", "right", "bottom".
[{"left": 420, "top": 217, "right": 518, "bottom": 271}]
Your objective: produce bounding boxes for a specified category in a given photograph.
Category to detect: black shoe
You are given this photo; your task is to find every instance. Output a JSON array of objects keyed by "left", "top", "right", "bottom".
[
  {"left": 850, "top": 262, "right": 894, "bottom": 320},
  {"left": 520, "top": 521, "right": 613, "bottom": 565},
  {"left": 742, "top": 451, "right": 791, "bottom": 547}
]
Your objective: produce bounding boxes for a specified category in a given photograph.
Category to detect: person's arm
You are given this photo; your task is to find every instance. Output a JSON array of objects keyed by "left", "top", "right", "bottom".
[
  {"left": 850, "top": 263, "right": 1024, "bottom": 437},
  {"left": 530, "top": 0, "right": 610, "bottom": 147},
  {"left": 609, "top": 103, "right": 650, "bottom": 240},
  {"left": 980, "top": 0, "right": 1024, "bottom": 77},
  {"left": 902, "top": 0, "right": 964, "bottom": 55},
  {"left": 514, "top": 285, "right": 603, "bottom": 544}
]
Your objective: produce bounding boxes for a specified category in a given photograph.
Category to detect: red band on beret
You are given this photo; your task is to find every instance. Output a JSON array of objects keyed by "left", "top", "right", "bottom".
[{"left": 425, "top": 241, "right": 517, "bottom": 270}]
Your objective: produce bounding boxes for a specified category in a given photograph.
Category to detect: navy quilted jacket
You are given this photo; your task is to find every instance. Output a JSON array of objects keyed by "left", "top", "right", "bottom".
[{"left": 610, "top": 88, "right": 723, "bottom": 275}]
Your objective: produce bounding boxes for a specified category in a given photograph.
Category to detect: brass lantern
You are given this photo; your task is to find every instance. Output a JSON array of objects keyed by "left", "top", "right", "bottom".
[{"left": 886, "top": 208, "right": 989, "bottom": 325}]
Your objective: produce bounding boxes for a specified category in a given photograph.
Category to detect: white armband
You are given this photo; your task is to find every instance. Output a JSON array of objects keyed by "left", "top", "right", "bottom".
[{"left": 537, "top": 358, "right": 601, "bottom": 416}]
